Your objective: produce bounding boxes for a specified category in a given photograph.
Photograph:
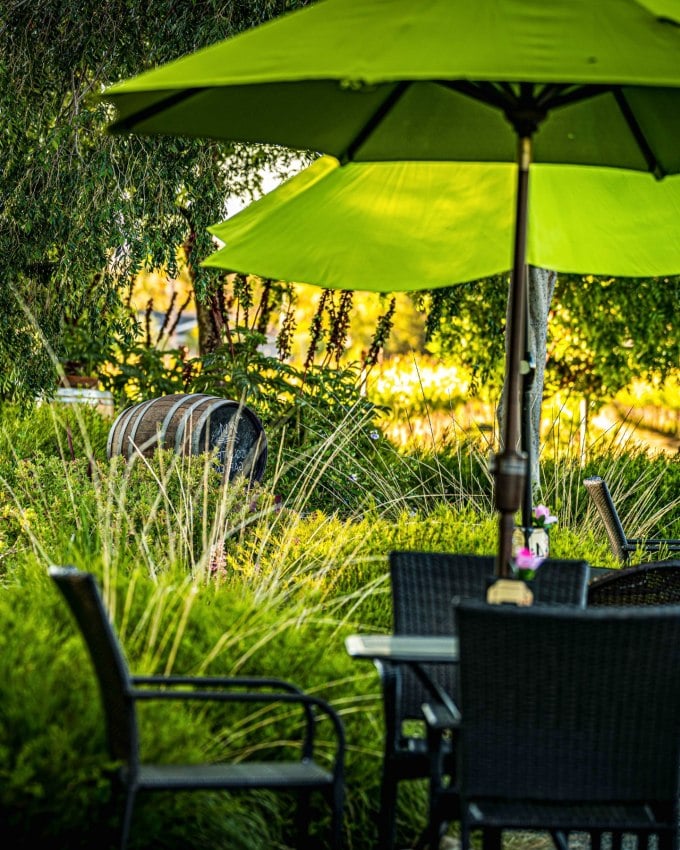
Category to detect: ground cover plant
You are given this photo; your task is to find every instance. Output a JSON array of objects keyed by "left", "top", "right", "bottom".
[{"left": 0, "top": 392, "right": 679, "bottom": 849}]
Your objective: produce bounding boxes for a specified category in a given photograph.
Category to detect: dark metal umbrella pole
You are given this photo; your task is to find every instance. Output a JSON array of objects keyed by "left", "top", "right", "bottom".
[
  {"left": 492, "top": 135, "right": 532, "bottom": 576},
  {"left": 521, "top": 351, "right": 537, "bottom": 541}
]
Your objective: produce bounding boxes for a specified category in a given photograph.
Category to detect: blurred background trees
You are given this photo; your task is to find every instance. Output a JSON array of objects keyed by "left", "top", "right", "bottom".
[
  {"left": 2, "top": 0, "right": 678, "bottom": 458},
  {"left": 0, "top": 0, "right": 312, "bottom": 402}
]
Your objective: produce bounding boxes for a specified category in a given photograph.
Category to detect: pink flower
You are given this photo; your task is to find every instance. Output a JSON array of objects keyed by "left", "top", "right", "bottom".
[
  {"left": 515, "top": 547, "right": 545, "bottom": 571},
  {"left": 514, "top": 548, "right": 547, "bottom": 582},
  {"left": 532, "top": 504, "right": 558, "bottom": 528}
]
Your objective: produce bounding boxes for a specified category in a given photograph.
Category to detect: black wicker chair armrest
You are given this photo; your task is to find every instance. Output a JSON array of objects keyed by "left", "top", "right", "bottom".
[
  {"left": 132, "top": 675, "right": 318, "bottom": 753},
  {"left": 130, "top": 685, "right": 344, "bottom": 765},
  {"left": 129, "top": 686, "right": 340, "bottom": 714},
  {"left": 627, "top": 538, "right": 680, "bottom": 550},
  {"left": 422, "top": 699, "right": 461, "bottom": 731},
  {"left": 129, "top": 679, "right": 344, "bottom": 764},
  {"left": 131, "top": 675, "right": 305, "bottom": 693}
]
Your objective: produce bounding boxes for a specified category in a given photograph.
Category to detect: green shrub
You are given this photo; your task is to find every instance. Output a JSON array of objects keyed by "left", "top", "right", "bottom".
[
  {"left": 0, "top": 402, "right": 109, "bottom": 477},
  {"left": 2, "top": 390, "right": 680, "bottom": 847},
  {"left": 0, "top": 557, "right": 382, "bottom": 850}
]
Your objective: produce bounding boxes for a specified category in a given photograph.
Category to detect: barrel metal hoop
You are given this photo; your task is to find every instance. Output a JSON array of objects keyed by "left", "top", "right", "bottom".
[
  {"left": 159, "top": 393, "right": 209, "bottom": 450},
  {"left": 126, "top": 398, "right": 163, "bottom": 459},
  {"left": 174, "top": 395, "right": 219, "bottom": 454},
  {"left": 190, "top": 399, "right": 240, "bottom": 456},
  {"left": 108, "top": 404, "right": 144, "bottom": 460},
  {"left": 107, "top": 406, "right": 132, "bottom": 459}
]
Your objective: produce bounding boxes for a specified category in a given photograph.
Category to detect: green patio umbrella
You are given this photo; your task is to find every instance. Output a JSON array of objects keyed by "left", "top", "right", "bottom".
[
  {"left": 202, "top": 155, "right": 680, "bottom": 540},
  {"left": 203, "top": 156, "right": 680, "bottom": 288},
  {"left": 636, "top": 1, "right": 680, "bottom": 24},
  {"left": 101, "top": 0, "right": 680, "bottom": 574}
]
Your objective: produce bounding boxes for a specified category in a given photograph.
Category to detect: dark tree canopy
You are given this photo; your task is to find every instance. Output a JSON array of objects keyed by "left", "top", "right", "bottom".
[
  {"left": 0, "top": 0, "right": 310, "bottom": 402},
  {"left": 3, "top": 0, "right": 676, "bottom": 410}
]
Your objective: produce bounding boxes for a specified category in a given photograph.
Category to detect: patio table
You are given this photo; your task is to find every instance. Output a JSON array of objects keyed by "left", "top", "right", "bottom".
[
  {"left": 345, "top": 634, "right": 459, "bottom": 718},
  {"left": 346, "top": 634, "right": 460, "bottom": 850},
  {"left": 345, "top": 634, "right": 458, "bottom": 663}
]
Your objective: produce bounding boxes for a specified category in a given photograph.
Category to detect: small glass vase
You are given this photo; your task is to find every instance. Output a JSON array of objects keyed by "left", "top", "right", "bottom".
[{"left": 512, "top": 525, "right": 550, "bottom": 559}]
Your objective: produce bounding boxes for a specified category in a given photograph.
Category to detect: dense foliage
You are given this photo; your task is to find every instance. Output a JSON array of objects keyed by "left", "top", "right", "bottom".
[
  {"left": 0, "top": 0, "right": 312, "bottom": 402},
  {"left": 4, "top": 0, "right": 678, "bottom": 416},
  {"left": 418, "top": 271, "right": 680, "bottom": 406},
  {"left": 1, "top": 394, "right": 680, "bottom": 847}
]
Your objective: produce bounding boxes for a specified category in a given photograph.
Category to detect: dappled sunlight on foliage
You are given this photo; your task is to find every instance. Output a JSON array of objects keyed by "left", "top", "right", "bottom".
[{"left": 367, "top": 354, "right": 473, "bottom": 414}]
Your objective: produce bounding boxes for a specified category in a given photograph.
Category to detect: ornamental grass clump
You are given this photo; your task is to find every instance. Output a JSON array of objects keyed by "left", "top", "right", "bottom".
[{"left": 2, "top": 390, "right": 680, "bottom": 847}]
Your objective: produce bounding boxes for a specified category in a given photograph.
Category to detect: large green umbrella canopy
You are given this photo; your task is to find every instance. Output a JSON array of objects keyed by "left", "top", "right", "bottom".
[
  {"left": 203, "top": 156, "right": 680, "bottom": 538},
  {"left": 102, "top": 0, "right": 680, "bottom": 574},
  {"left": 204, "top": 156, "right": 680, "bottom": 288},
  {"left": 104, "top": 0, "right": 680, "bottom": 176}
]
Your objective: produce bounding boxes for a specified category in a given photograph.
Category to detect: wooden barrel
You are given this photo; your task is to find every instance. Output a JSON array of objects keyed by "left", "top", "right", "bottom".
[{"left": 106, "top": 393, "right": 267, "bottom": 482}]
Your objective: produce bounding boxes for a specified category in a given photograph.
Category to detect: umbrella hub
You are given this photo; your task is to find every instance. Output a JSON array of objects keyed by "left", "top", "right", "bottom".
[
  {"left": 505, "top": 104, "right": 546, "bottom": 138},
  {"left": 504, "top": 84, "right": 548, "bottom": 137},
  {"left": 450, "top": 81, "right": 549, "bottom": 137}
]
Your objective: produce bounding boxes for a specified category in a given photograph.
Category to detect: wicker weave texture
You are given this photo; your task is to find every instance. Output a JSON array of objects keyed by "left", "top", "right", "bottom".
[
  {"left": 584, "top": 476, "right": 629, "bottom": 560},
  {"left": 389, "top": 552, "right": 589, "bottom": 719},
  {"left": 588, "top": 560, "right": 680, "bottom": 606},
  {"left": 456, "top": 602, "right": 680, "bottom": 806}
]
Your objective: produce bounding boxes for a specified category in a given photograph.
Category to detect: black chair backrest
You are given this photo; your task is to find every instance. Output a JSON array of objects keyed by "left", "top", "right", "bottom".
[
  {"left": 588, "top": 559, "right": 680, "bottom": 606},
  {"left": 530, "top": 558, "right": 590, "bottom": 606},
  {"left": 389, "top": 552, "right": 589, "bottom": 719},
  {"left": 584, "top": 476, "right": 628, "bottom": 560},
  {"left": 390, "top": 552, "right": 486, "bottom": 720},
  {"left": 50, "top": 566, "right": 138, "bottom": 765},
  {"left": 455, "top": 601, "right": 680, "bottom": 803}
]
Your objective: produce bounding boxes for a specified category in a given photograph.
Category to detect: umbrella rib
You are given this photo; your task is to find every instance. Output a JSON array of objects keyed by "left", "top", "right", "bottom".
[
  {"left": 498, "top": 81, "right": 519, "bottom": 98},
  {"left": 338, "top": 82, "right": 411, "bottom": 163},
  {"left": 108, "top": 88, "right": 206, "bottom": 133},
  {"left": 441, "top": 80, "right": 515, "bottom": 112},
  {"left": 612, "top": 87, "right": 666, "bottom": 179},
  {"left": 541, "top": 82, "right": 666, "bottom": 181},
  {"left": 535, "top": 83, "right": 576, "bottom": 108},
  {"left": 449, "top": 80, "right": 608, "bottom": 115},
  {"left": 543, "top": 84, "right": 608, "bottom": 110}
]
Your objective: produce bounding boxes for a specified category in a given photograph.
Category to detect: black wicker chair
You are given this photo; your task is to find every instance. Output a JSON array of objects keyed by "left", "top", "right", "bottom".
[
  {"left": 377, "top": 551, "right": 589, "bottom": 850},
  {"left": 588, "top": 559, "right": 680, "bottom": 606},
  {"left": 584, "top": 476, "right": 680, "bottom": 563},
  {"left": 50, "top": 566, "right": 345, "bottom": 850},
  {"left": 427, "top": 601, "right": 680, "bottom": 850}
]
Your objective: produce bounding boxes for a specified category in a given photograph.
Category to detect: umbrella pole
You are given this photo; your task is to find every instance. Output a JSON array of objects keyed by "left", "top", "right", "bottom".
[
  {"left": 492, "top": 136, "right": 531, "bottom": 576},
  {"left": 521, "top": 271, "right": 536, "bottom": 543},
  {"left": 521, "top": 354, "right": 536, "bottom": 543}
]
